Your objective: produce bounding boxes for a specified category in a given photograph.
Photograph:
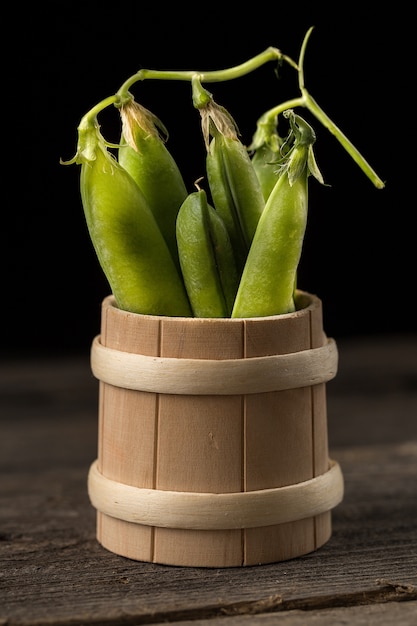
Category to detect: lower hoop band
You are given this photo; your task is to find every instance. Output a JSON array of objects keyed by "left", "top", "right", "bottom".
[{"left": 88, "top": 459, "right": 344, "bottom": 530}]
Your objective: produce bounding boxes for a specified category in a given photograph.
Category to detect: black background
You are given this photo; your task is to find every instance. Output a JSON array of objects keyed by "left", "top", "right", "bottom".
[{"left": 12, "top": 4, "right": 413, "bottom": 358}]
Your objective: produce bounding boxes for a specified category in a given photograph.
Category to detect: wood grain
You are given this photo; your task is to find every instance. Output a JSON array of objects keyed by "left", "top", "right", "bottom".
[{"left": 1, "top": 333, "right": 416, "bottom": 624}]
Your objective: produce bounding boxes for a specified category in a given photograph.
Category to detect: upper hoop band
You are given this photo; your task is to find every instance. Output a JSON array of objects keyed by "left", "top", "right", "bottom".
[{"left": 91, "top": 336, "right": 338, "bottom": 395}]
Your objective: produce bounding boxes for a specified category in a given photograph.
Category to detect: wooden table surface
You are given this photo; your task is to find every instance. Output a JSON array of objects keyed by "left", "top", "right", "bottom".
[{"left": 1, "top": 333, "right": 416, "bottom": 625}]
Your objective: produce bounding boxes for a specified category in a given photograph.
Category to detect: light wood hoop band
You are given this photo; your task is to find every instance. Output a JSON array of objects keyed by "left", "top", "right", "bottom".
[
  {"left": 91, "top": 336, "right": 338, "bottom": 395},
  {"left": 88, "top": 460, "right": 343, "bottom": 530}
]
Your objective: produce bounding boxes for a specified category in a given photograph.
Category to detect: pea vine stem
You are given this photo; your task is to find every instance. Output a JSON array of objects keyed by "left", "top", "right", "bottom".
[
  {"left": 78, "top": 95, "right": 121, "bottom": 129},
  {"left": 116, "top": 47, "right": 298, "bottom": 100},
  {"left": 76, "top": 29, "right": 384, "bottom": 189},
  {"left": 256, "top": 27, "right": 385, "bottom": 189}
]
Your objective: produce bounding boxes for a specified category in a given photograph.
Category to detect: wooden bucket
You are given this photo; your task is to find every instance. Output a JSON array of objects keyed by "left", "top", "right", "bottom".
[{"left": 88, "top": 291, "right": 343, "bottom": 567}]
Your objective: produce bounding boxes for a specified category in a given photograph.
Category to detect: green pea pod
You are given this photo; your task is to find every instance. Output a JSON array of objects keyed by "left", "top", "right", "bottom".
[
  {"left": 231, "top": 168, "right": 308, "bottom": 317},
  {"left": 249, "top": 115, "right": 284, "bottom": 201},
  {"left": 251, "top": 143, "right": 282, "bottom": 201},
  {"left": 191, "top": 78, "right": 264, "bottom": 273},
  {"left": 118, "top": 99, "right": 188, "bottom": 269},
  {"left": 76, "top": 120, "right": 192, "bottom": 317},
  {"left": 176, "top": 189, "right": 239, "bottom": 317},
  {"left": 232, "top": 111, "right": 324, "bottom": 318},
  {"left": 206, "top": 130, "right": 265, "bottom": 273}
]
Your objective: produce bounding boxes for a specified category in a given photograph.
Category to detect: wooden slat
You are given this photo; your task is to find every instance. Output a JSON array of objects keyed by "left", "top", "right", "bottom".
[{"left": 157, "top": 602, "right": 417, "bottom": 625}]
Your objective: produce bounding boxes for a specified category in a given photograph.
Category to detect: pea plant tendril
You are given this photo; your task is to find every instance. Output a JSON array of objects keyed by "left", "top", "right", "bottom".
[
  {"left": 65, "top": 27, "right": 384, "bottom": 189},
  {"left": 250, "top": 27, "right": 385, "bottom": 189}
]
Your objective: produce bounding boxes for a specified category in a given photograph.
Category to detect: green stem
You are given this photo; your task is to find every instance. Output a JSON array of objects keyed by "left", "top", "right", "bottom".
[
  {"left": 297, "top": 26, "right": 313, "bottom": 93},
  {"left": 78, "top": 95, "right": 122, "bottom": 129},
  {"left": 192, "top": 75, "right": 213, "bottom": 109},
  {"left": 257, "top": 97, "right": 306, "bottom": 124},
  {"left": 78, "top": 30, "right": 385, "bottom": 189},
  {"left": 116, "top": 47, "right": 298, "bottom": 99},
  {"left": 300, "top": 92, "right": 385, "bottom": 188},
  {"left": 254, "top": 27, "right": 385, "bottom": 189}
]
